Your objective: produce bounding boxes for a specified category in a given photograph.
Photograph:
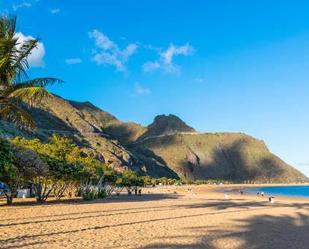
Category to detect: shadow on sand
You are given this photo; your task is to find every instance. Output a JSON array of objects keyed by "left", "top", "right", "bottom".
[
  {"left": 2, "top": 195, "right": 309, "bottom": 249},
  {"left": 140, "top": 202, "right": 309, "bottom": 249},
  {"left": 0, "top": 193, "right": 179, "bottom": 208}
]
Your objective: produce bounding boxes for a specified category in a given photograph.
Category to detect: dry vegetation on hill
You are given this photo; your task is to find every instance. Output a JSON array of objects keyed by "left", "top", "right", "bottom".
[{"left": 0, "top": 94, "right": 307, "bottom": 183}]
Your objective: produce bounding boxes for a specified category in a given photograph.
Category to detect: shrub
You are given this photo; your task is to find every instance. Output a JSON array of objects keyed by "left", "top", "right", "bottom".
[
  {"left": 97, "top": 189, "right": 107, "bottom": 199},
  {"left": 82, "top": 190, "right": 98, "bottom": 201}
]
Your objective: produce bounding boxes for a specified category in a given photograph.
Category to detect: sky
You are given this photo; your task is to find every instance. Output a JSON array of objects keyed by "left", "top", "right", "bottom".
[{"left": 1, "top": 0, "right": 309, "bottom": 176}]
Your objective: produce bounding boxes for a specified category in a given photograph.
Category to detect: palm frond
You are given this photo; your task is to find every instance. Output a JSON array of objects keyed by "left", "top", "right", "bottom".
[
  {"left": 0, "top": 16, "right": 63, "bottom": 129},
  {"left": 0, "top": 37, "right": 20, "bottom": 84},
  {"left": 15, "top": 77, "right": 64, "bottom": 88},
  {"left": 12, "top": 38, "right": 39, "bottom": 82},
  {"left": 13, "top": 38, "right": 38, "bottom": 68},
  {"left": 8, "top": 86, "right": 52, "bottom": 106},
  {"left": 0, "top": 16, "right": 16, "bottom": 39},
  {"left": 0, "top": 77, "right": 62, "bottom": 98}
]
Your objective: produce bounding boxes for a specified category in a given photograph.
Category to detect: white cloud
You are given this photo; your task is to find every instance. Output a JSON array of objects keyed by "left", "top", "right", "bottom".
[
  {"left": 50, "top": 8, "right": 61, "bottom": 14},
  {"left": 15, "top": 32, "right": 45, "bottom": 68},
  {"left": 161, "top": 44, "right": 193, "bottom": 64},
  {"left": 12, "top": 1, "right": 32, "bottom": 11},
  {"left": 143, "top": 43, "right": 194, "bottom": 73},
  {"left": 89, "top": 30, "right": 116, "bottom": 50},
  {"left": 93, "top": 52, "right": 125, "bottom": 71},
  {"left": 89, "top": 29, "right": 138, "bottom": 72},
  {"left": 143, "top": 61, "right": 160, "bottom": 72},
  {"left": 134, "top": 82, "right": 151, "bottom": 96},
  {"left": 65, "top": 58, "right": 82, "bottom": 65},
  {"left": 122, "top": 43, "right": 138, "bottom": 61}
]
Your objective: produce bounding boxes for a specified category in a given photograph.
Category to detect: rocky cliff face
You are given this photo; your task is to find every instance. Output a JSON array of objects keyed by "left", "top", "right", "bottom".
[{"left": 0, "top": 94, "right": 307, "bottom": 183}]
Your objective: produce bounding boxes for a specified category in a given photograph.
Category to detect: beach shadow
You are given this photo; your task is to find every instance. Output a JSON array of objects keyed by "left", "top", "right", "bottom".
[
  {"left": 204, "top": 212, "right": 309, "bottom": 249},
  {"left": 176, "top": 198, "right": 309, "bottom": 211},
  {"left": 0, "top": 206, "right": 180, "bottom": 228},
  {"left": 0, "top": 202, "right": 280, "bottom": 246},
  {"left": 3, "top": 195, "right": 309, "bottom": 249},
  {"left": 140, "top": 205, "right": 309, "bottom": 249},
  {"left": 175, "top": 200, "right": 268, "bottom": 210},
  {"left": 1, "top": 240, "right": 52, "bottom": 249},
  {"left": 140, "top": 242, "right": 213, "bottom": 249},
  {"left": 0, "top": 193, "right": 179, "bottom": 208}
]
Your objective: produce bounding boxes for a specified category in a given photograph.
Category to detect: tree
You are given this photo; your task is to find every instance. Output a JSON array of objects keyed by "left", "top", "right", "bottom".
[
  {"left": 101, "top": 166, "right": 119, "bottom": 196},
  {"left": 13, "top": 146, "right": 49, "bottom": 202},
  {"left": 8, "top": 135, "right": 149, "bottom": 203},
  {"left": 0, "top": 138, "right": 15, "bottom": 204},
  {"left": 0, "top": 16, "right": 61, "bottom": 129},
  {"left": 11, "top": 135, "right": 107, "bottom": 201},
  {"left": 0, "top": 137, "right": 48, "bottom": 204},
  {"left": 11, "top": 135, "right": 82, "bottom": 201},
  {"left": 121, "top": 171, "right": 144, "bottom": 195}
]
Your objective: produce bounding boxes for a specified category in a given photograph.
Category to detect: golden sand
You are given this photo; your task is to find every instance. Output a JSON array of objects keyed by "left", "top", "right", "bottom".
[{"left": 1, "top": 185, "right": 309, "bottom": 249}]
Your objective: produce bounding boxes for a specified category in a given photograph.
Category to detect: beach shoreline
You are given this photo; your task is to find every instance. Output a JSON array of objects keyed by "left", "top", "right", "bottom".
[{"left": 1, "top": 184, "right": 309, "bottom": 248}]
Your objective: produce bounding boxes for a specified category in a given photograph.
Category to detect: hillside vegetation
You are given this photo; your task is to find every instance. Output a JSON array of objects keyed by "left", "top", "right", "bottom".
[
  {"left": 132, "top": 133, "right": 305, "bottom": 183},
  {"left": 0, "top": 94, "right": 307, "bottom": 183}
]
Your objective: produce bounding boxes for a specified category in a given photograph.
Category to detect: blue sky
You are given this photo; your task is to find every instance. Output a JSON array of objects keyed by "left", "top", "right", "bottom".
[{"left": 1, "top": 0, "right": 309, "bottom": 175}]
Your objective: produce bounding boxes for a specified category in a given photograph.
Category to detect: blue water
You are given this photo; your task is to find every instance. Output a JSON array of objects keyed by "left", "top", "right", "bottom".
[{"left": 249, "top": 185, "right": 309, "bottom": 198}]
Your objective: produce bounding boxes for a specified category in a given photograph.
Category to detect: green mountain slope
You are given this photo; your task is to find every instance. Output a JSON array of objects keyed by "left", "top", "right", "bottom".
[{"left": 131, "top": 133, "right": 306, "bottom": 183}]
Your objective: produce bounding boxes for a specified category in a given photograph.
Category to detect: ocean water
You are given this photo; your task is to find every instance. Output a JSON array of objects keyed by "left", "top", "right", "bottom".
[{"left": 249, "top": 185, "right": 309, "bottom": 198}]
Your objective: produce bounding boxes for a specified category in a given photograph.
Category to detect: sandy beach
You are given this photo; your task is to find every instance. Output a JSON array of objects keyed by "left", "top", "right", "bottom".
[{"left": 1, "top": 185, "right": 309, "bottom": 249}]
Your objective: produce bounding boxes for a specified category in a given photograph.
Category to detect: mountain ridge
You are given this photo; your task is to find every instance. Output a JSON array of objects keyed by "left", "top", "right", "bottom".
[{"left": 0, "top": 94, "right": 307, "bottom": 183}]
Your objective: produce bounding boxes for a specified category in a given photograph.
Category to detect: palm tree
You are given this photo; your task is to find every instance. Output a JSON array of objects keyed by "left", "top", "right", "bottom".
[{"left": 0, "top": 16, "right": 62, "bottom": 129}]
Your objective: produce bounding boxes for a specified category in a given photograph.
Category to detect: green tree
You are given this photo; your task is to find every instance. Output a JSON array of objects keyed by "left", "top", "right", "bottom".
[
  {"left": 13, "top": 146, "right": 49, "bottom": 202},
  {"left": 121, "top": 171, "right": 144, "bottom": 195},
  {"left": 141, "top": 176, "right": 152, "bottom": 186},
  {"left": 0, "top": 138, "right": 15, "bottom": 204},
  {"left": 0, "top": 138, "right": 48, "bottom": 204},
  {"left": 0, "top": 16, "right": 61, "bottom": 129},
  {"left": 11, "top": 135, "right": 106, "bottom": 202}
]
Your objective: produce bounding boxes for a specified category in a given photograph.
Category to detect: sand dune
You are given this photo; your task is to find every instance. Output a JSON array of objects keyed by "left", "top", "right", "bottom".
[{"left": 1, "top": 185, "right": 309, "bottom": 249}]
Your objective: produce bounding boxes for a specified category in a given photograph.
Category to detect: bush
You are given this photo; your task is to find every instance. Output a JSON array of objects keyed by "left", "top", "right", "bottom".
[
  {"left": 97, "top": 189, "right": 107, "bottom": 199},
  {"left": 82, "top": 190, "right": 98, "bottom": 201}
]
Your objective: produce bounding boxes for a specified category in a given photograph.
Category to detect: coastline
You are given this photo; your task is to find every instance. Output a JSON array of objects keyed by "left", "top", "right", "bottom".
[
  {"left": 204, "top": 184, "right": 309, "bottom": 201},
  {"left": 2, "top": 184, "right": 309, "bottom": 248}
]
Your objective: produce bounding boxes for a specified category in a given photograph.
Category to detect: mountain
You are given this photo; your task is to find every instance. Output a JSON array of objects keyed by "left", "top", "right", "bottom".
[
  {"left": 137, "top": 114, "right": 196, "bottom": 140},
  {"left": 0, "top": 94, "right": 307, "bottom": 183},
  {"left": 131, "top": 133, "right": 306, "bottom": 183}
]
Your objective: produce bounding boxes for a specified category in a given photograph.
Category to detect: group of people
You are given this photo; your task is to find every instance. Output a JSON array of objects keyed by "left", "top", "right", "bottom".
[{"left": 186, "top": 187, "right": 275, "bottom": 204}]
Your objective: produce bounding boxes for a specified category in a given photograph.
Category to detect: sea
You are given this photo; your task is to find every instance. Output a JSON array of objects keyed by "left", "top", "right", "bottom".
[{"left": 249, "top": 185, "right": 309, "bottom": 198}]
